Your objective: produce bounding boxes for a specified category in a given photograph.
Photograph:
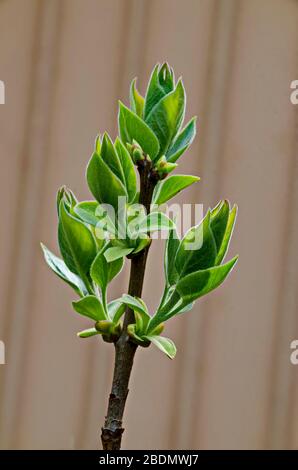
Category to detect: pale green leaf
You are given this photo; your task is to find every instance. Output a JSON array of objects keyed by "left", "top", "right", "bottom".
[
  {"left": 115, "top": 137, "right": 137, "bottom": 203},
  {"left": 176, "top": 256, "right": 238, "bottom": 303},
  {"left": 152, "top": 174, "right": 199, "bottom": 206},
  {"left": 41, "top": 243, "right": 87, "bottom": 296},
  {"left": 145, "top": 80, "right": 185, "bottom": 157},
  {"left": 121, "top": 294, "right": 150, "bottom": 317},
  {"left": 144, "top": 64, "right": 174, "bottom": 119},
  {"left": 108, "top": 300, "right": 126, "bottom": 323},
  {"left": 90, "top": 251, "right": 108, "bottom": 294},
  {"left": 104, "top": 246, "right": 134, "bottom": 262},
  {"left": 137, "top": 212, "right": 174, "bottom": 234},
  {"left": 130, "top": 78, "right": 144, "bottom": 118},
  {"left": 118, "top": 101, "right": 160, "bottom": 160},
  {"left": 144, "top": 335, "right": 177, "bottom": 359},
  {"left": 91, "top": 249, "right": 124, "bottom": 294},
  {"left": 100, "top": 133, "right": 125, "bottom": 183},
  {"left": 73, "top": 201, "right": 100, "bottom": 226},
  {"left": 86, "top": 151, "right": 127, "bottom": 210},
  {"left": 121, "top": 294, "right": 151, "bottom": 332},
  {"left": 72, "top": 295, "right": 107, "bottom": 321},
  {"left": 77, "top": 328, "right": 100, "bottom": 338}
]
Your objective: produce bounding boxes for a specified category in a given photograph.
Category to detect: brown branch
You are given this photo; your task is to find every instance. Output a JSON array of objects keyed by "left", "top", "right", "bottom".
[{"left": 101, "top": 157, "right": 158, "bottom": 450}]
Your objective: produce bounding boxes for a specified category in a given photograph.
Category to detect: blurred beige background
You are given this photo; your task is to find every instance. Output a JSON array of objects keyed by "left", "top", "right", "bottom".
[{"left": 0, "top": 0, "right": 298, "bottom": 450}]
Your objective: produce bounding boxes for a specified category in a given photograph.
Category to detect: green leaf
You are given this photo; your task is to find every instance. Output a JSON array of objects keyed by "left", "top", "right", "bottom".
[
  {"left": 115, "top": 138, "right": 137, "bottom": 203},
  {"left": 145, "top": 80, "right": 185, "bottom": 157},
  {"left": 77, "top": 328, "right": 100, "bottom": 338},
  {"left": 41, "top": 243, "right": 87, "bottom": 296},
  {"left": 130, "top": 78, "right": 144, "bottom": 118},
  {"left": 144, "top": 335, "right": 177, "bottom": 359},
  {"left": 107, "top": 256, "right": 124, "bottom": 283},
  {"left": 176, "top": 301, "right": 194, "bottom": 314},
  {"left": 72, "top": 295, "right": 107, "bottom": 321},
  {"left": 90, "top": 249, "right": 124, "bottom": 294},
  {"left": 57, "top": 186, "right": 77, "bottom": 214},
  {"left": 121, "top": 294, "right": 150, "bottom": 317},
  {"left": 144, "top": 64, "right": 174, "bottom": 119},
  {"left": 166, "top": 117, "right": 197, "bottom": 163},
  {"left": 176, "top": 256, "right": 238, "bottom": 303},
  {"left": 100, "top": 133, "right": 125, "bottom": 184},
  {"left": 158, "top": 63, "right": 175, "bottom": 94},
  {"left": 58, "top": 202, "right": 96, "bottom": 290},
  {"left": 127, "top": 324, "right": 148, "bottom": 344},
  {"left": 121, "top": 294, "right": 151, "bottom": 332},
  {"left": 73, "top": 201, "right": 100, "bottom": 226},
  {"left": 137, "top": 212, "right": 174, "bottom": 234},
  {"left": 95, "top": 134, "right": 101, "bottom": 154},
  {"left": 133, "top": 236, "right": 151, "bottom": 254},
  {"left": 118, "top": 101, "right": 160, "bottom": 160},
  {"left": 215, "top": 205, "right": 237, "bottom": 265},
  {"left": 175, "top": 211, "right": 217, "bottom": 278},
  {"left": 152, "top": 174, "right": 199, "bottom": 206},
  {"left": 104, "top": 246, "right": 134, "bottom": 262},
  {"left": 108, "top": 300, "right": 126, "bottom": 323},
  {"left": 74, "top": 202, "right": 116, "bottom": 249},
  {"left": 90, "top": 251, "right": 108, "bottom": 294},
  {"left": 210, "top": 200, "right": 230, "bottom": 252},
  {"left": 86, "top": 151, "right": 127, "bottom": 210},
  {"left": 164, "top": 227, "right": 180, "bottom": 287}
]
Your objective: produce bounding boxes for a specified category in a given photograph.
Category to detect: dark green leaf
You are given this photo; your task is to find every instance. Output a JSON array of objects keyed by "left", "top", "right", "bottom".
[
  {"left": 175, "top": 211, "right": 217, "bottom": 277},
  {"left": 210, "top": 200, "right": 230, "bottom": 253},
  {"left": 215, "top": 205, "right": 237, "bottom": 265},
  {"left": 164, "top": 227, "right": 180, "bottom": 287},
  {"left": 166, "top": 117, "right": 197, "bottom": 163},
  {"left": 58, "top": 202, "right": 96, "bottom": 290},
  {"left": 158, "top": 63, "right": 175, "bottom": 94}
]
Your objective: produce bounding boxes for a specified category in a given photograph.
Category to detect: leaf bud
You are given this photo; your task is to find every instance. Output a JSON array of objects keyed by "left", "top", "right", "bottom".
[{"left": 155, "top": 156, "right": 178, "bottom": 177}]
